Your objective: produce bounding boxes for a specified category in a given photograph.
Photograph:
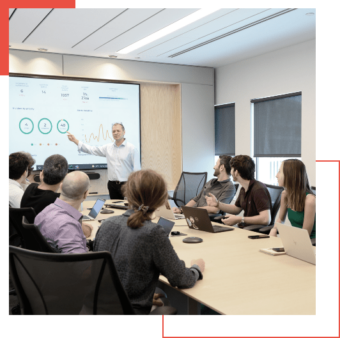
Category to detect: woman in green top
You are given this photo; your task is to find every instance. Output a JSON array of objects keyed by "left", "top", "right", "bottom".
[{"left": 270, "top": 159, "right": 316, "bottom": 239}]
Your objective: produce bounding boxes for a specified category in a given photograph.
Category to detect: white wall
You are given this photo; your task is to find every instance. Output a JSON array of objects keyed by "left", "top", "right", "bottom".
[
  {"left": 9, "top": 50, "right": 215, "bottom": 178},
  {"left": 215, "top": 39, "right": 316, "bottom": 185}
]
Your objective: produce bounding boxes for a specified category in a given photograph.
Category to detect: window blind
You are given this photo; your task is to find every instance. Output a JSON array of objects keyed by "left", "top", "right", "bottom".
[
  {"left": 253, "top": 93, "right": 301, "bottom": 157},
  {"left": 215, "top": 103, "right": 235, "bottom": 156}
]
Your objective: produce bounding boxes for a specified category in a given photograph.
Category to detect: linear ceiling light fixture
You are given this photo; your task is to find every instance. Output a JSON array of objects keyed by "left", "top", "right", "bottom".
[{"left": 117, "top": 8, "right": 220, "bottom": 54}]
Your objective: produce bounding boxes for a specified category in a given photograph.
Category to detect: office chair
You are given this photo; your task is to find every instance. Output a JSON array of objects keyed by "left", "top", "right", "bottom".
[
  {"left": 210, "top": 183, "right": 239, "bottom": 223},
  {"left": 9, "top": 207, "right": 36, "bottom": 248},
  {"left": 241, "top": 184, "right": 284, "bottom": 233},
  {"left": 9, "top": 246, "right": 177, "bottom": 315},
  {"left": 21, "top": 216, "right": 57, "bottom": 253},
  {"left": 170, "top": 172, "right": 207, "bottom": 208},
  {"left": 9, "top": 205, "right": 21, "bottom": 247}
]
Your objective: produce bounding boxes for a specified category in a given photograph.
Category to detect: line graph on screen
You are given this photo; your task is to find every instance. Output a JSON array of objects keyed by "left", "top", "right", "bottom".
[{"left": 84, "top": 124, "right": 113, "bottom": 143}]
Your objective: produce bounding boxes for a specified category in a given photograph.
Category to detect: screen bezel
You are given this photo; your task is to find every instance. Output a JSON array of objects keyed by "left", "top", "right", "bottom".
[{"left": 9, "top": 73, "right": 141, "bottom": 172}]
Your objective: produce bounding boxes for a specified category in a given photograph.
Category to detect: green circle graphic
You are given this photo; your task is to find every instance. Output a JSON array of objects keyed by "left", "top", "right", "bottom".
[
  {"left": 38, "top": 118, "right": 52, "bottom": 134},
  {"left": 19, "top": 118, "right": 34, "bottom": 134},
  {"left": 57, "top": 119, "right": 69, "bottom": 134}
]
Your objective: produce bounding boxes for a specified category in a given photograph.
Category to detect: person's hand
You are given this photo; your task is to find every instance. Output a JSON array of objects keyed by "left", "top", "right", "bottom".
[
  {"left": 205, "top": 193, "right": 218, "bottom": 208},
  {"left": 269, "top": 228, "right": 278, "bottom": 237},
  {"left": 191, "top": 258, "right": 205, "bottom": 273},
  {"left": 67, "top": 132, "right": 79, "bottom": 145},
  {"left": 82, "top": 223, "right": 93, "bottom": 238},
  {"left": 172, "top": 207, "right": 181, "bottom": 214},
  {"left": 221, "top": 215, "right": 241, "bottom": 226},
  {"left": 152, "top": 293, "right": 165, "bottom": 307}
]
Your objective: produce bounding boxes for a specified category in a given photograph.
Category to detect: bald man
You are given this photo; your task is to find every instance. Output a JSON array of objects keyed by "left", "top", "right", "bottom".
[{"left": 35, "top": 171, "right": 93, "bottom": 253}]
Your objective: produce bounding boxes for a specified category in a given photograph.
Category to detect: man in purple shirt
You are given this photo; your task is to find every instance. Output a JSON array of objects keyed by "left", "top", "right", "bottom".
[{"left": 35, "top": 171, "right": 91, "bottom": 254}]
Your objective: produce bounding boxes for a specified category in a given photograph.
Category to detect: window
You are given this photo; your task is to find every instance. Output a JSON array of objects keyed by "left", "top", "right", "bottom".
[
  {"left": 215, "top": 103, "right": 235, "bottom": 156},
  {"left": 255, "top": 157, "right": 301, "bottom": 185},
  {"left": 252, "top": 92, "right": 302, "bottom": 185}
]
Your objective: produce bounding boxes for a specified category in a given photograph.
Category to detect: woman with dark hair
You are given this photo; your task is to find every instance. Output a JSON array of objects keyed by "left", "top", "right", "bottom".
[
  {"left": 9, "top": 152, "right": 29, "bottom": 207},
  {"left": 270, "top": 159, "right": 316, "bottom": 238},
  {"left": 94, "top": 169, "right": 205, "bottom": 314}
]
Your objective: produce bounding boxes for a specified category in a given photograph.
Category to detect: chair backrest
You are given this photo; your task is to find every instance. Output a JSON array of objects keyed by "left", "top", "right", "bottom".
[
  {"left": 173, "top": 172, "right": 207, "bottom": 207},
  {"left": 9, "top": 246, "right": 135, "bottom": 315},
  {"left": 9, "top": 208, "right": 36, "bottom": 248},
  {"left": 22, "top": 216, "right": 57, "bottom": 253},
  {"left": 311, "top": 186, "right": 316, "bottom": 195},
  {"left": 264, "top": 184, "right": 284, "bottom": 225}
]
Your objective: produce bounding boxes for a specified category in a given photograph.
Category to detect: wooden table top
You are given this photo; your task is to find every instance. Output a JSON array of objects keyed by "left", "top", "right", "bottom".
[{"left": 83, "top": 200, "right": 316, "bottom": 315}]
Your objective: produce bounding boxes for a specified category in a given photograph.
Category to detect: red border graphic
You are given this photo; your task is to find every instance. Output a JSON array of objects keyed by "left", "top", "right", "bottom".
[{"left": 1, "top": 0, "right": 75, "bottom": 76}]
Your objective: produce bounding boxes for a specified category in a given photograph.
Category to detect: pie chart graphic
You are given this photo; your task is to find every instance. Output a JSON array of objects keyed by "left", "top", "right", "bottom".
[
  {"left": 57, "top": 119, "right": 69, "bottom": 134},
  {"left": 19, "top": 118, "right": 34, "bottom": 134}
]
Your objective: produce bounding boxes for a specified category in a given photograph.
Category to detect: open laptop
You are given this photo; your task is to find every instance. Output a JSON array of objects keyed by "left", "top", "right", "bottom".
[
  {"left": 82, "top": 199, "right": 105, "bottom": 221},
  {"left": 155, "top": 200, "right": 185, "bottom": 220},
  {"left": 181, "top": 206, "right": 234, "bottom": 233},
  {"left": 276, "top": 223, "right": 316, "bottom": 265},
  {"left": 157, "top": 217, "right": 175, "bottom": 237}
]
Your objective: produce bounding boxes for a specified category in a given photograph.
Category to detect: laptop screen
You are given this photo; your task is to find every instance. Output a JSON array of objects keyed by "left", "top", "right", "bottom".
[
  {"left": 88, "top": 199, "right": 105, "bottom": 219},
  {"left": 158, "top": 217, "right": 175, "bottom": 236}
]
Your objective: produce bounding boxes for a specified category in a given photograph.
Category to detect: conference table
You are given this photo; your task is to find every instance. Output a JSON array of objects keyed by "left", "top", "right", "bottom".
[{"left": 83, "top": 199, "right": 316, "bottom": 315}]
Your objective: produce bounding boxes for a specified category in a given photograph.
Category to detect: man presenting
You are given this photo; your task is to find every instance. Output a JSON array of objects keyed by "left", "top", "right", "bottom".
[{"left": 67, "top": 123, "right": 140, "bottom": 200}]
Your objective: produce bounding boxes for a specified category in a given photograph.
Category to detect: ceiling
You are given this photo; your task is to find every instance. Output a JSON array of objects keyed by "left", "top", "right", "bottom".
[{"left": 9, "top": 8, "right": 316, "bottom": 68}]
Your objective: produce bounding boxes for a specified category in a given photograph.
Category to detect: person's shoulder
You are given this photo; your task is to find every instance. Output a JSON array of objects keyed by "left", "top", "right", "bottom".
[{"left": 305, "top": 193, "right": 316, "bottom": 206}]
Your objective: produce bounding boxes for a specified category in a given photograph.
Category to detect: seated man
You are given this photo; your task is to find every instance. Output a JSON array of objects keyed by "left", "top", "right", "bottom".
[
  {"left": 206, "top": 155, "right": 271, "bottom": 226},
  {"left": 35, "top": 171, "right": 92, "bottom": 253},
  {"left": 9, "top": 152, "right": 29, "bottom": 208},
  {"left": 173, "top": 155, "right": 236, "bottom": 215},
  {"left": 21, "top": 154, "right": 68, "bottom": 216}
]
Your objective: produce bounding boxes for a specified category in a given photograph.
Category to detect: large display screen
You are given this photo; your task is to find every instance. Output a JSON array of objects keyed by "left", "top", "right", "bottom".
[{"left": 9, "top": 75, "right": 140, "bottom": 170}]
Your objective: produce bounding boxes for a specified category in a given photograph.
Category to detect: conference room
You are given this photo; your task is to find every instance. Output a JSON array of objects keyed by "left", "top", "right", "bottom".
[{"left": 8, "top": 6, "right": 322, "bottom": 324}]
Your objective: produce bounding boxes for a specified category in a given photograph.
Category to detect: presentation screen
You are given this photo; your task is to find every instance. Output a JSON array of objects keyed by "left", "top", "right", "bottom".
[{"left": 9, "top": 75, "right": 140, "bottom": 170}]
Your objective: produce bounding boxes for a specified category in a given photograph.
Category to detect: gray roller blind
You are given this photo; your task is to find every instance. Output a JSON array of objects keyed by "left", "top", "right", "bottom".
[
  {"left": 215, "top": 104, "right": 235, "bottom": 156},
  {"left": 253, "top": 93, "right": 301, "bottom": 157}
]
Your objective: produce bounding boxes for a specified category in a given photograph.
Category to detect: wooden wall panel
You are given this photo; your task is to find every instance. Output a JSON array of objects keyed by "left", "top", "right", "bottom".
[{"left": 140, "top": 83, "right": 182, "bottom": 190}]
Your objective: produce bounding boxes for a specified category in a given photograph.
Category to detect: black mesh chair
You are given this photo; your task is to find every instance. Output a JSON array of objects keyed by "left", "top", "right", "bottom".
[
  {"left": 170, "top": 172, "right": 207, "bottom": 208},
  {"left": 9, "top": 206, "right": 21, "bottom": 247},
  {"left": 210, "top": 183, "right": 239, "bottom": 223},
  {"left": 9, "top": 246, "right": 177, "bottom": 315},
  {"left": 9, "top": 208, "right": 36, "bottom": 248},
  {"left": 242, "top": 184, "right": 284, "bottom": 233},
  {"left": 22, "top": 217, "right": 57, "bottom": 253}
]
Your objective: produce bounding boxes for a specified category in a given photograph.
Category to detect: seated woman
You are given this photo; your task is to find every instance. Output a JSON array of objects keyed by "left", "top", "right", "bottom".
[
  {"left": 270, "top": 159, "right": 316, "bottom": 239},
  {"left": 94, "top": 169, "right": 205, "bottom": 314}
]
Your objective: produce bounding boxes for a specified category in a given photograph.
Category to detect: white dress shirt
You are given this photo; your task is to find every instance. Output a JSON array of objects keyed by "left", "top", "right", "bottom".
[
  {"left": 9, "top": 179, "right": 25, "bottom": 208},
  {"left": 78, "top": 139, "right": 140, "bottom": 181}
]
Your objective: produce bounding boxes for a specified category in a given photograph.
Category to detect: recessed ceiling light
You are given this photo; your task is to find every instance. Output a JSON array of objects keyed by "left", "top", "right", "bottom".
[
  {"left": 118, "top": 8, "right": 220, "bottom": 54},
  {"left": 38, "top": 48, "right": 48, "bottom": 52},
  {"left": 305, "top": 12, "right": 315, "bottom": 16},
  {"left": 109, "top": 55, "right": 117, "bottom": 58}
]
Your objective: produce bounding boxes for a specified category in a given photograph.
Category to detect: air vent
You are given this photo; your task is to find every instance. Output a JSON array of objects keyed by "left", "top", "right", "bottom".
[{"left": 168, "top": 8, "right": 297, "bottom": 58}]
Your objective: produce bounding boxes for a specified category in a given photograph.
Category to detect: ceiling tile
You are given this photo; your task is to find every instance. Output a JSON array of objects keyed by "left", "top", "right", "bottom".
[{"left": 9, "top": 9, "right": 52, "bottom": 44}]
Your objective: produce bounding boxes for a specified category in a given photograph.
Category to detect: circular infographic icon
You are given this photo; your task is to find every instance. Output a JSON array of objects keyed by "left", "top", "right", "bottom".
[
  {"left": 57, "top": 119, "right": 69, "bottom": 134},
  {"left": 38, "top": 118, "right": 52, "bottom": 134},
  {"left": 19, "top": 118, "right": 34, "bottom": 134}
]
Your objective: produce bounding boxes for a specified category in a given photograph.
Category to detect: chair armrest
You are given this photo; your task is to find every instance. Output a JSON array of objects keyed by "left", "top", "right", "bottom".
[
  {"left": 9, "top": 289, "right": 16, "bottom": 296},
  {"left": 150, "top": 306, "right": 177, "bottom": 315},
  {"left": 259, "top": 225, "right": 274, "bottom": 234},
  {"left": 241, "top": 224, "right": 266, "bottom": 232}
]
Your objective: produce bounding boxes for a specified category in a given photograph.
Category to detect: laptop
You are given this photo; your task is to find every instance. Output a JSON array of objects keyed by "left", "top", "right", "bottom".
[
  {"left": 181, "top": 206, "right": 234, "bottom": 233},
  {"left": 276, "top": 223, "right": 316, "bottom": 265},
  {"left": 157, "top": 217, "right": 175, "bottom": 237},
  {"left": 155, "top": 200, "right": 185, "bottom": 220},
  {"left": 82, "top": 199, "right": 105, "bottom": 220}
]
